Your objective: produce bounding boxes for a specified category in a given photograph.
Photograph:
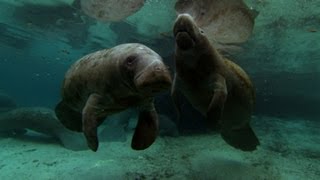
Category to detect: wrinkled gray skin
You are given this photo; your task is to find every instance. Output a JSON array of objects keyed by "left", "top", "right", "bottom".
[
  {"left": 172, "top": 14, "right": 259, "bottom": 151},
  {"left": 55, "top": 43, "right": 172, "bottom": 152}
]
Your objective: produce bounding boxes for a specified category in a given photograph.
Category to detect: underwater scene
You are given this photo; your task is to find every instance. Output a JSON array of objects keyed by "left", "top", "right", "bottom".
[{"left": 0, "top": 0, "right": 319, "bottom": 179}]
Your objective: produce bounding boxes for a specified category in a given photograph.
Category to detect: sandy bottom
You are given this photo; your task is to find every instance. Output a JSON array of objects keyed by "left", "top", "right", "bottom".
[{"left": 0, "top": 116, "right": 319, "bottom": 180}]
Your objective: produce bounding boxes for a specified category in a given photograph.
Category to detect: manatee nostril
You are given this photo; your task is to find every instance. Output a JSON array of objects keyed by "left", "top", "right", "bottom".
[{"left": 154, "top": 66, "right": 162, "bottom": 71}]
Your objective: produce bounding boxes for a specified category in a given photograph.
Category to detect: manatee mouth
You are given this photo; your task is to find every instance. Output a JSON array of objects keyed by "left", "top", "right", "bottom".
[
  {"left": 140, "top": 80, "right": 171, "bottom": 93},
  {"left": 136, "top": 76, "right": 172, "bottom": 94},
  {"left": 175, "top": 31, "right": 195, "bottom": 50},
  {"left": 173, "top": 14, "right": 197, "bottom": 50},
  {"left": 134, "top": 63, "right": 172, "bottom": 94}
]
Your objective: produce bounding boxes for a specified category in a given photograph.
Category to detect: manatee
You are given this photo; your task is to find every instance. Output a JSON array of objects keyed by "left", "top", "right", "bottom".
[
  {"left": 80, "top": 0, "right": 145, "bottom": 22},
  {"left": 0, "top": 107, "right": 87, "bottom": 151},
  {"left": 171, "top": 14, "right": 259, "bottom": 151},
  {"left": 55, "top": 43, "right": 172, "bottom": 151},
  {"left": 175, "top": 0, "right": 257, "bottom": 48}
]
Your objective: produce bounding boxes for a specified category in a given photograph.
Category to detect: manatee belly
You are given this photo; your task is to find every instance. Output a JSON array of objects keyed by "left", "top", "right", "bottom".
[{"left": 180, "top": 82, "right": 213, "bottom": 116}]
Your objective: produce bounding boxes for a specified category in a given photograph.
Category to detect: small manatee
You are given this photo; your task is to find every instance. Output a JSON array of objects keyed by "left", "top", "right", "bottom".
[{"left": 0, "top": 107, "right": 87, "bottom": 151}]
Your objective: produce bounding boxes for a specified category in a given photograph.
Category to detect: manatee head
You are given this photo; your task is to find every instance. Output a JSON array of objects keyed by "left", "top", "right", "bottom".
[
  {"left": 118, "top": 44, "right": 172, "bottom": 95},
  {"left": 173, "top": 13, "right": 210, "bottom": 51}
]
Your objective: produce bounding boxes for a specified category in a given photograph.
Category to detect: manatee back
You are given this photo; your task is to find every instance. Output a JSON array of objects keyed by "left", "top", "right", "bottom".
[
  {"left": 222, "top": 59, "right": 255, "bottom": 128},
  {"left": 64, "top": 48, "right": 119, "bottom": 89},
  {"left": 220, "top": 60, "right": 260, "bottom": 151},
  {"left": 224, "top": 59, "right": 255, "bottom": 104},
  {"left": 61, "top": 48, "right": 121, "bottom": 110}
]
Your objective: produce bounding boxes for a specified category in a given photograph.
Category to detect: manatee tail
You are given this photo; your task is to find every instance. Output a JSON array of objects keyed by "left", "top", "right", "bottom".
[
  {"left": 220, "top": 124, "right": 260, "bottom": 151},
  {"left": 55, "top": 101, "right": 83, "bottom": 132}
]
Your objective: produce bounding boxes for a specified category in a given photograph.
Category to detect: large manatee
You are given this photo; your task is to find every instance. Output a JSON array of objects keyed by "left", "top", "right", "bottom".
[
  {"left": 172, "top": 14, "right": 259, "bottom": 151},
  {"left": 55, "top": 43, "right": 172, "bottom": 151}
]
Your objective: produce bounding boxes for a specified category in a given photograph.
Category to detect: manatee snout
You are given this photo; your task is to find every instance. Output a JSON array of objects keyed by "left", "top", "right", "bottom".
[
  {"left": 174, "top": 14, "right": 196, "bottom": 36},
  {"left": 135, "top": 62, "right": 172, "bottom": 94},
  {"left": 174, "top": 14, "right": 200, "bottom": 50}
]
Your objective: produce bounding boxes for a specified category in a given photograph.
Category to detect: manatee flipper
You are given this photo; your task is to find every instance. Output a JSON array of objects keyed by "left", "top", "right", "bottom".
[
  {"left": 171, "top": 74, "right": 182, "bottom": 128},
  {"left": 131, "top": 108, "right": 159, "bottom": 150},
  {"left": 221, "top": 124, "right": 260, "bottom": 151},
  {"left": 82, "top": 93, "right": 108, "bottom": 151},
  {"left": 206, "top": 74, "right": 227, "bottom": 129},
  {"left": 55, "top": 101, "right": 83, "bottom": 132}
]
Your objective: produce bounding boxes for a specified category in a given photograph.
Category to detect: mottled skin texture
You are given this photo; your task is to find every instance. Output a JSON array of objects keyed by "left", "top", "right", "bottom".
[
  {"left": 55, "top": 43, "right": 172, "bottom": 151},
  {"left": 172, "top": 14, "right": 259, "bottom": 151}
]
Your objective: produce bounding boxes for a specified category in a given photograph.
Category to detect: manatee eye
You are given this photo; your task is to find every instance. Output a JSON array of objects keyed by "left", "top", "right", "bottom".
[
  {"left": 200, "top": 29, "right": 204, "bottom": 34},
  {"left": 125, "top": 55, "right": 137, "bottom": 67},
  {"left": 122, "top": 55, "right": 138, "bottom": 79}
]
